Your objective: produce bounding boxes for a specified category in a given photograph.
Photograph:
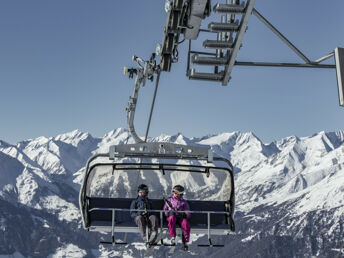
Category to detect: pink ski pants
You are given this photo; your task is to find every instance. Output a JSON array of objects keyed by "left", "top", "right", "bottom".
[{"left": 167, "top": 215, "right": 190, "bottom": 243}]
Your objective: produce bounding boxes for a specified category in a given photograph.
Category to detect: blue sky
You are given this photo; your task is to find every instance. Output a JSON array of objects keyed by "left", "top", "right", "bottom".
[{"left": 1, "top": 0, "right": 343, "bottom": 144}]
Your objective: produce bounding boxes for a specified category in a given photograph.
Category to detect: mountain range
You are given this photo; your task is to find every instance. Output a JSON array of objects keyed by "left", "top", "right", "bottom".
[{"left": 0, "top": 129, "right": 343, "bottom": 257}]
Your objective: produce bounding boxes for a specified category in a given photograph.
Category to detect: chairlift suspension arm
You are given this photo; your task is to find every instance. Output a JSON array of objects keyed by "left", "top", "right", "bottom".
[
  {"left": 126, "top": 70, "right": 144, "bottom": 144},
  {"left": 125, "top": 54, "right": 160, "bottom": 143}
]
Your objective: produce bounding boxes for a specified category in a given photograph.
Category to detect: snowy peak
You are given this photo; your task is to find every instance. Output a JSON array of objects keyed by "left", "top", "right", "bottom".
[
  {"left": 101, "top": 128, "right": 129, "bottom": 142},
  {"left": 0, "top": 140, "right": 12, "bottom": 148},
  {"left": 153, "top": 132, "right": 192, "bottom": 145},
  {"left": 103, "top": 128, "right": 128, "bottom": 139},
  {"left": 54, "top": 129, "right": 94, "bottom": 147},
  {"left": 276, "top": 135, "right": 300, "bottom": 150},
  {"left": 313, "top": 130, "right": 344, "bottom": 151},
  {"left": 97, "top": 128, "right": 130, "bottom": 153},
  {"left": 197, "top": 131, "right": 240, "bottom": 146}
]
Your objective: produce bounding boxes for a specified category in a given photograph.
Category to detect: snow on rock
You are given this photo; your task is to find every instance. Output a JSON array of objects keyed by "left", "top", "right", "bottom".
[
  {"left": 54, "top": 129, "right": 92, "bottom": 147},
  {"left": 0, "top": 140, "right": 12, "bottom": 148},
  {"left": 21, "top": 138, "right": 66, "bottom": 175},
  {"left": 153, "top": 132, "right": 192, "bottom": 145},
  {"left": 40, "top": 195, "right": 80, "bottom": 222},
  {"left": 0, "top": 252, "right": 26, "bottom": 258},
  {"left": 16, "top": 167, "right": 40, "bottom": 206},
  {"left": 0, "top": 152, "right": 23, "bottom": 191},
  {"left": 96, "top": 128, "right": 130, "bottom": 153},
  {"left": 91, "top": 246, "right": 125, "bottom": 257},
  {"left": 48, "top": 243, "right": 87, "bottom": 258},
  {"left": 72, "top": 167, "right": 85, "bottom": 186},
  {"left": 235, "top": 131, "right": 344, "bottom": 215}
]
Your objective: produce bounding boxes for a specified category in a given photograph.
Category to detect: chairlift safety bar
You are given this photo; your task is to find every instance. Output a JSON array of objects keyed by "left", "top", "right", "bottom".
[{"left": 89, "top": 207, "right": 231, "bottom": 244}]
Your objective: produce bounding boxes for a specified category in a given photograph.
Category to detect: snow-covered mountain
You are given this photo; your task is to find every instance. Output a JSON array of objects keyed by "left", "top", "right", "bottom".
[{"left": 0, "top": 129, "right": 343, "bottom": 257}]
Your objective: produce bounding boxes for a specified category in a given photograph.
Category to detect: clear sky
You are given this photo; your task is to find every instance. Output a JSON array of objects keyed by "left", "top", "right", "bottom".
[{"left": 1, "top": 0, "right": 344, "bottom": 144}]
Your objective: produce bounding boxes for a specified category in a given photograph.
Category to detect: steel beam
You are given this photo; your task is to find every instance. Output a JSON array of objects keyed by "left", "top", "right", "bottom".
[
  {"left": 252, "top": 8, "right": 311, "bottom": 64},
  {"left": 235, "top": 61, "right": 336, "bottom": 69},
  {"left": 222, "top": 0, "right": 256, "bottom": 85}
]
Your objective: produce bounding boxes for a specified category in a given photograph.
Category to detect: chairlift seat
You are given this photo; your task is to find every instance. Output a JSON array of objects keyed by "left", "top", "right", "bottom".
[
  {"left": 87, "top": 197, "right": 231, "bottom": 235},
  {"left": 80, "top": 142, "right": 236, "bottom": 240}
]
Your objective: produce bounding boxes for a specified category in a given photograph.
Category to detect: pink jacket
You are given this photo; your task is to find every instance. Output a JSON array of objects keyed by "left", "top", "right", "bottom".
[{"left": 163, "top": 196, "right": 191, "bottom": 219}]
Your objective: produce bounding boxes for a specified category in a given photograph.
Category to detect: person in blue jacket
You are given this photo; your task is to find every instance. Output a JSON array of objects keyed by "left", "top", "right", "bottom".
[{"left": 130, "top": 184, "right": 158, "bottom": 244}]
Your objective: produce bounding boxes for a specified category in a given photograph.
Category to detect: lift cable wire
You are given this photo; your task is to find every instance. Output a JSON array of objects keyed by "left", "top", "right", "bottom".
[{"left": 144, "top": 69, "right": 161, "bottom": 142}]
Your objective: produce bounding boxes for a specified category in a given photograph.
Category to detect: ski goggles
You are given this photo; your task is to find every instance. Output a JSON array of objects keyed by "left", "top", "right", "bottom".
[
  {"left": 138, "top": 190, "right": 148, "bottom": 194},
  {"left": 172, "top": 190, "right": 183, "bottom": 195}
]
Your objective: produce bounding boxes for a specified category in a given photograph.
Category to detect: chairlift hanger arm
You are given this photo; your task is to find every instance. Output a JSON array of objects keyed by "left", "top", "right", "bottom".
[{"left": 124, "top": 54, "right": 160, "bottom": 143}]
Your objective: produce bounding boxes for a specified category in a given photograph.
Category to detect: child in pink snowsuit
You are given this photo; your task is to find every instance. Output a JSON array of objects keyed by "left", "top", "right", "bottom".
[{"left": 163, "top": 185, "right": 191, "bottom": 244}]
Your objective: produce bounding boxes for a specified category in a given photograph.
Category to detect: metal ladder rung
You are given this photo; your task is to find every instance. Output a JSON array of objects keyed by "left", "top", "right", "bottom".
[
  {"left": 208, "top": 22, "right": 240, "bottom": 32},
  {"left": 189, "top": 69, "right": 224, "bottom": 82},
  {"left": 203, "top": 40, "right": 234, "bottom": 49},
  {"left": 192, "top": 55, "right": 228, "bottom": 66},
  {"left": 213, "top": 3, "right": 245, "bottom": 14}
]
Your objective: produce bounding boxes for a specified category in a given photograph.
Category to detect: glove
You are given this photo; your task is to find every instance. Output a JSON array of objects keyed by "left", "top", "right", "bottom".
[{"left": 141, "top": 211, "right": 148, "bottom": 217}]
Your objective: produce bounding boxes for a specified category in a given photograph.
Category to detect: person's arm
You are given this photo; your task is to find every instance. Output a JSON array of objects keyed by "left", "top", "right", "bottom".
[
  {"left": 163, "top": 198, "right": 172, "bottom": 217},
  {"left": 163, "top": 202, "right": 168, "bottom": 217},
  {"left": 130, "top": 200, "right": 138, "bottom": 218}
]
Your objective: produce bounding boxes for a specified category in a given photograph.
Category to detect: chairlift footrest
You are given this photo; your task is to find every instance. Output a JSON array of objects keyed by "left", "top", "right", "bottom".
[
  {"left": 100, "top": 241, "right": 127, "bottom": 245},
  {"left": 147, "top": 243, "right": 162, "bottom": 247},
  {"left": 197, "top": 244, "right": 224, "bottom": 247}
]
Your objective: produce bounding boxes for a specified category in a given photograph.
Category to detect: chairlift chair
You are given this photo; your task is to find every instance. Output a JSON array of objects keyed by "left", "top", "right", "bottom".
[{"left": 79, "top": 142, "right": 235, "bottom": 247}]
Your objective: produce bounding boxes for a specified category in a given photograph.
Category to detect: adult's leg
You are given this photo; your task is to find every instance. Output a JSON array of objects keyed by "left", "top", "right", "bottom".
[
  {"left": 180, "top": 218, "right": 190, "bottom": 243},
  {"left": 148, "top": 215, "right": 159, "bottom": 244},
  {"left": 167, "top": 215, "right": 177, "bottom": 238},
  {"left": 134, "top": 215, "right": 147, "bottom": 240},
  {"left": 148, "top": 215, "right": 159, "bottom": 232}
]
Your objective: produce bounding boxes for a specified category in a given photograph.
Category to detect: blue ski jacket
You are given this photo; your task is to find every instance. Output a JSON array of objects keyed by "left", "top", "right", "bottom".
[{"left": 130, "top": 196, "right": 153, "bottom": 218}]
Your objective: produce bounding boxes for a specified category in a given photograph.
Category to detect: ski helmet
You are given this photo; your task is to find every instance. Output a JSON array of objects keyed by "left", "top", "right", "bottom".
[
  {"left": 138, "top": 184, "right": 149, "bottom": 194},
  {"left": 172, "top": 185, "right": 184, "bottom": 195}
]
